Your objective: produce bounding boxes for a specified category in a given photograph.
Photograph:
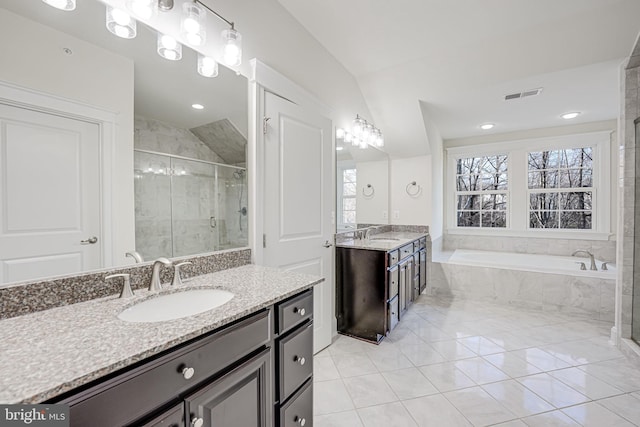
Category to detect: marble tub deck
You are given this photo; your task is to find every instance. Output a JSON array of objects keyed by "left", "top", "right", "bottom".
[{"left": 0, "top": 265, "right": 323, "bottom": 403}]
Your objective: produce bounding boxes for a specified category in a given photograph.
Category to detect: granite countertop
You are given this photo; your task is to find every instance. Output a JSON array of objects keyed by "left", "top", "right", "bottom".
[
  {"left": 0, "top": 265, "right": 323, "bottom": 404},
  {"left": 336, "top": 231, "right": 427, "bottom": 252}
]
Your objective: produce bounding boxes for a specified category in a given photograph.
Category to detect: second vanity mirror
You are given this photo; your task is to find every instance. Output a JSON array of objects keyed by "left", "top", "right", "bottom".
[
  {"left": 336, "top": 141, "right": 389, "bottom": 233},
  {"left": 0, "top": 0, "right": 248, "bottom": 285}
]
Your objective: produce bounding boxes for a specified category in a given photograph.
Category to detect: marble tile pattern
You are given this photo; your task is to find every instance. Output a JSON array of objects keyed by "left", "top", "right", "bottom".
[
  {"left": 314, "top": 294, "right": 640, "bottom": 427},
  {"left": 0, "top": 249, "right": 251, "bottom": 320},
  {"left": 0, "top": 264, "right": 323, "bottom": 404},
  {"left": 428, "top": 261, "right": 615, "bottom": 322}
]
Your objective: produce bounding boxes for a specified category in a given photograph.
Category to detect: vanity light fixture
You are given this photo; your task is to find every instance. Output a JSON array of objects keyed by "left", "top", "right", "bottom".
[
  {"left": 126, "top": 0, "right": 157, "bottom": 20},
  {"left": 181, "top": 1, "right": 206, "bottom": 46},
  {"left": 480, "top": 123, "right": 495, "bottom": 130},
  {"left": 197, "top": 54, "right": 219, "bottom": 78},
  {"left": 106, "top": 6, "right": 137, "bottom": 39},
  {"left": 157, "top": 33, "right": 182, "bottom": 60},
  {"left": 221, "top": 28, "right": 242, "bottom": 66},
  {"left": 341, "top": 115, "right": 384, "bottom": 149},
  {"left": 561, "top": 112, "right": 581, "bottom": 120},
  {"left": 42, "top": 0, "right": 76, "bottom": 11}
]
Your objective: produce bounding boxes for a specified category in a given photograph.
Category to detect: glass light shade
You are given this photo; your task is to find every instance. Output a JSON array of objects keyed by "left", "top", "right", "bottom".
[
  {"left": 359, "top": 138, "right": 368, "bottom": 149},
  {"left": 352, "top": 137, "right": 361, "bottom": 147},
  {"left": 375, "top": 131, "right": 384, "bottom": 147},
  {"left": 362, "top": 123, "right": 372, "bottom": 142},
  {"left": 157, "top": 33, "right": 182, "bottom": 61},
  {"left": 181, "top": 2, "right": 206, "bottom": 46},
  {"left": 352, "top": 117, "right": 363, "bottom": 137},
  {"left": 106, "top": 6, "right": 136, "bottom": 39},
  {"left": 197, "top": 55, "right": 219, "bottom": 78},
  {"left": 336, "top": 128, "right": 345, "bottom": 139},
  {"left": 126, "top": 0, "right": 157, "bottom": 20},
  {"left": 344, "top": 132, "right": 353, "bottom": 143},
  {"left": 42, "top": 0, "right": 76, "bottom": 11},
  {"left": 221, "top": 28, "right": 242, "bottom": 66}
]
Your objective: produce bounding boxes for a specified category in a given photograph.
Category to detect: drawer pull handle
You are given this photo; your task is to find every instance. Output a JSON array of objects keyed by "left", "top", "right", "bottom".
[
  {"left": 182, "top": 366, "right": 195, "bottom": 380},
  {"left": 191, "top": 417, "right": 204, "bottom": 427},
  {"left": 294, "top": 307, "right": 306, "bottom": 316},
  {"left": 294, "top": 355, "right": 306, "bottom": 366},
  {"left": 294, "top": 416, "right": 306, "bottom": 426}
]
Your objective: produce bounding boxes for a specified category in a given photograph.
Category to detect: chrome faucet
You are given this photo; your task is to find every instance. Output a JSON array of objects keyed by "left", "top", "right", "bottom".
[
  {"left": 126, "top": 250, "right": 144, "bottom": 263},
  {"left": 571, "top": 250, "right": 597, "bottom": 271},
  {"left": 149, "top": 258, "right": 172, "bottom": 292}
]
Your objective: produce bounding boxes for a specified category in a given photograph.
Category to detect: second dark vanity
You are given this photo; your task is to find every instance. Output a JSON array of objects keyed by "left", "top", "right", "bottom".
[{"left": 336, "top": 232, "right": 427, "bottom": 343}]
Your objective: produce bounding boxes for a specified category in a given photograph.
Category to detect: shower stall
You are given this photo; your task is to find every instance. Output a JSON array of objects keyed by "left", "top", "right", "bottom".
[{"left": 134, "top": 150, "right": 248, "bottom": 261}]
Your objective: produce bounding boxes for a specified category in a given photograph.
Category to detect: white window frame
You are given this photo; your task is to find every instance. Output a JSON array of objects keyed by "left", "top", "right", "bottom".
[
  {"left": 336, "top": 161, "right": 356, "bottom": 231},
  {"left": 445, "top": 131, "right": 612, "bottom": 239}
]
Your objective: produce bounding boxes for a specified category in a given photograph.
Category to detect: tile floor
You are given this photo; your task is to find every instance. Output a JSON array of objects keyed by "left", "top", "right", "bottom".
[{"left": 313, "top": 295, "right": 640, "bottom": 427}]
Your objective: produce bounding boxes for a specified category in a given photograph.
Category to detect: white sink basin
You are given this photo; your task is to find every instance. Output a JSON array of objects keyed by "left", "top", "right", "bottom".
[{"left": 118, "top": 289, "right": 234, "bottom": 323}]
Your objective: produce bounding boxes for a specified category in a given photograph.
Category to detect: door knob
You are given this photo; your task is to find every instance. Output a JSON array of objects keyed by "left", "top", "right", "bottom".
[
  {"left": 80, "top": 236, "right": 98, "bottom": 245},
  {"left": 323, "top": 240, "right": 333, "bottom": 248}
]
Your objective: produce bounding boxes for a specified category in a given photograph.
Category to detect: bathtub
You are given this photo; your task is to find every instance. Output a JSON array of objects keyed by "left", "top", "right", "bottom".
[
  {"left": 447, "top": 249, "right": 616, "bottom": 279},
  {"left": 430, "top": 249, "right": 615, "bottom": 321}
]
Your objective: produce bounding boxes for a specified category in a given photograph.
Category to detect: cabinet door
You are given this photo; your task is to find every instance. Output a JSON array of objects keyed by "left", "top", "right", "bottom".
[
  {"left": 405, "top": 258, "right": 414, "bottom": 309},
  {"left": 398, "top": 261, "right": 408, "bottom": 313},
  {"left": 419, "top": 249, "right": 427, "bottom": 293},
  {"left": 140, "top": 403, "right": 184, "bottom": 427},
  {"left": 185, "top": 349, "right": 272, "bottom": 427},
  {"left": 388, "top": 266, "right": 399, "bottom": 299}
]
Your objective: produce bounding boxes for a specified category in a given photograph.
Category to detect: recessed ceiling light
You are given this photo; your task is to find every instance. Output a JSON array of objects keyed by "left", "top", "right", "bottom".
[
  {"left": 336, "top": 146, "right": 344, "bottom": 151},
  {"left": 561, "top": 112, "right": 580, "bottom": 120},
  {"left": 480, "top": 123, "right": 495, "bottom": 130},
  {"left": 192, "top": 104, "right": 204, "bottom": 110}
]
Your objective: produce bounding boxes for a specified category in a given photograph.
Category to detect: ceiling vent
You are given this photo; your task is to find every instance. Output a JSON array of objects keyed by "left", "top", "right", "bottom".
[{"left": 504, "top": 87, "right": 543, "bottom": 101}]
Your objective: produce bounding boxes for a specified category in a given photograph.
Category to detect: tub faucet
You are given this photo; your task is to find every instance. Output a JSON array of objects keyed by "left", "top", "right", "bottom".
[
  {"left": 149, "top": 257, "right": 172, "bottom": 292},
  {"left": 571, "top": 250, "right": 597, "bottom": 271}
]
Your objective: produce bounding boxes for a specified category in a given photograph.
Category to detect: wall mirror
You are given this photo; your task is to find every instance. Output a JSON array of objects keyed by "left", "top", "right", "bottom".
[
  {"left": 0, "top": 0, "right": 248, "bottom": 286},
  {"left": 336, "top": 142, "right": 389, "bottom": 233}
]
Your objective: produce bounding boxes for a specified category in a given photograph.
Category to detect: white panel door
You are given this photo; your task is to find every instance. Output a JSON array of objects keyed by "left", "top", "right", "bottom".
[
  {"left": 0, "top": 103, "right": 101, "bottom": 284},
  {"left": 263, "top": 92, "right": 333, "bottom": 353}
]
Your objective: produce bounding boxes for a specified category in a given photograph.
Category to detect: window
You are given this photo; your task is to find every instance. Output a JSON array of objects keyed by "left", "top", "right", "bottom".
[
  {"left": 340, "top": 168, "right": 357, "bottom": 226},
  {"left": 528, "top": 147, "right": 593, "bottom": 229},
  {"left": 455, "top": 155, "right": 508, "bottom": 228},
  {"left": 446, "top": 131, "right": 611, "bottom": 237}
]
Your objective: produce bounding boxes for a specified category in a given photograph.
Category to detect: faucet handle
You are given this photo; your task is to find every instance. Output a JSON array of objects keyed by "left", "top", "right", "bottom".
[
  {"left": 574, "top": 262, "right": 587, "bottom": 271},
  {"left": 105, "top": 273, "right": 134, "bottom": 298},
  {"left": 172, "top": 262, "right": 193, "bottom": 287},
  {"left": 602, "top": 261, "right": 610, "bottom": 271}
]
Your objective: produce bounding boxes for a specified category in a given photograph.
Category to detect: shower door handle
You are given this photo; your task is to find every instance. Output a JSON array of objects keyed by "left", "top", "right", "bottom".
[{"left": 210, "top": 217, "right": 217, "bottom": 228}]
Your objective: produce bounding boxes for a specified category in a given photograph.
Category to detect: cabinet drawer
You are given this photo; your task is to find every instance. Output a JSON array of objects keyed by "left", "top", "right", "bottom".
[
  {"left": 388, "top": 266, "right": 399, "bottom": 299},
  {"left": 280, "top": 379, "right": 312, "bottom": 427},
  {"left": 278, "top": 322, "right": 313, "bottom": 401},
  {"left": 400, "top": 243, "right": 414, "bottom": 259},
  {"left": 277, "top": 290, "right": 313, "bottom": 334},
  {"left": 63, "top": 310, "right": 271, "bottom": 427},
  {"left": 388, "top": 250, "right": 399, "bottom": 266}
]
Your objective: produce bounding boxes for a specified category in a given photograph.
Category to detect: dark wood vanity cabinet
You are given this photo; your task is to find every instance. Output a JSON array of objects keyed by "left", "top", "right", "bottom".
[
  {"left": 51, "top": 289, "right": 314, "bottom": 427},
  {"left": 337, "top": 236, "right": 427, "bottom": 343}
]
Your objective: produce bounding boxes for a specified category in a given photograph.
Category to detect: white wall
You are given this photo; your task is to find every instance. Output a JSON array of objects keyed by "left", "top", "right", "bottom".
[
  {"left": 0, "top": 8, "right": 135, "bottom": 267},
  {"left": 389, "top": 156, "right": 431, "bottom": 226},
  {"left": 356, "top": 160, "right": 389, "bottom": 224}
]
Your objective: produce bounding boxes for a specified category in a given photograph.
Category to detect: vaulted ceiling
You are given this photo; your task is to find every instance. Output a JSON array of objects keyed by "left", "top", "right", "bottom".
[{"left": 277, "top": 0, "right": 640, "bottom": 156}]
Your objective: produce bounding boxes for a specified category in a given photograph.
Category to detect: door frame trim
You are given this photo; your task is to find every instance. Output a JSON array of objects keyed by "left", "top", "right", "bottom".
[{"left": 0, "top": 79, "right": 117, "bottom": 267}]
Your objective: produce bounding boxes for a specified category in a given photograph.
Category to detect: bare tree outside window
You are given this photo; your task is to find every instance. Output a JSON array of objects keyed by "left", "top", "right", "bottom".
[
  {"left": 455, "top": 155, "right": 508, "bottom": 228},
  {"left": 528, "top": 147, "right": 593, "bottom": 229}
]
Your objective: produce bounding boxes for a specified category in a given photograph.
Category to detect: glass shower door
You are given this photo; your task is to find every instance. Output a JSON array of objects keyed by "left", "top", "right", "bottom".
[
  {"left": 633, "top": 118, "right": 640, "bottom": 343},
  {"left": 170, "top": 158, "right": 218, "bottom": 257},
  {"left": 134, "top": 152, "right": 172, "bottom": 261}
]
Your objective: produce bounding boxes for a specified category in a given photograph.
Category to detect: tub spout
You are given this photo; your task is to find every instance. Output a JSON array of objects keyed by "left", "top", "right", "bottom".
[{"left": 571, "top": 250, "right": 597, "bottom": 271}]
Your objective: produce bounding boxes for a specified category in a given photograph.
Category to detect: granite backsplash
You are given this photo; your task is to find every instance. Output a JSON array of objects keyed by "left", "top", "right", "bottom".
[{"left": 0, "top": 248, "right": 251, "bottom": 320}]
